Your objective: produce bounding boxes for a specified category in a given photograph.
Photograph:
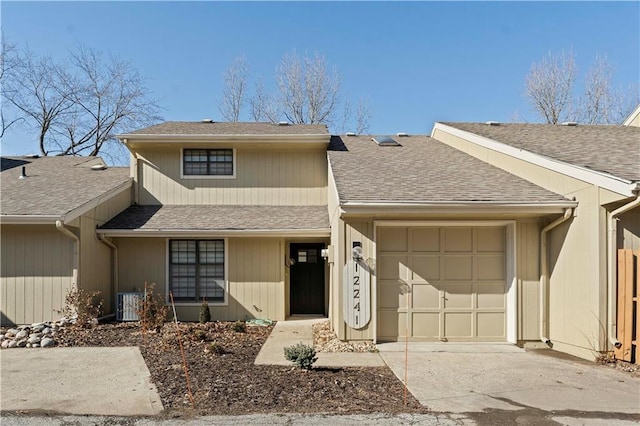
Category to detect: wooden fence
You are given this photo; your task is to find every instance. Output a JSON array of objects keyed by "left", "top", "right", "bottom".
[{"left": 615, "top": 249, "right": 639, "bottom": 364}]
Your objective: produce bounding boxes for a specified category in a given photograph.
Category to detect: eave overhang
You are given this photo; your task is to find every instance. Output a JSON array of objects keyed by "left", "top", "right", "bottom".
[
  {"left": 96, "top": 228, "right": 332, "bottom": 238},
  {"left": 117, "top": 133, "right": 331, "bottom": 147}
]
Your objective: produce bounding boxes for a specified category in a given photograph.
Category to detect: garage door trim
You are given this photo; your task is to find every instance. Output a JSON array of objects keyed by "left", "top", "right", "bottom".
[{"left": 373, "top": 220, "right": 517, "bottom": 344}]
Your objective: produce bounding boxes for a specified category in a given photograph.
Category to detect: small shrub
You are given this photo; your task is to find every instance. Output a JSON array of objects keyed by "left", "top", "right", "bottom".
[
  {"left": 192, "top": 329, "right": 207, "bottom": 341},
  {"left": 199, "top": 300, "right": 211, "bottom": 324},
  {"left": 137, "top": 283, "right": 169, "bottom": 332},
  {"left": 205, "top": 341, "right": 225, "bottom": 355},
  {"left": 232, "top": 320, "right": 246, "bottom": 333},
  {"left": 284, "top": 342, "right": 317, "bottom": 370},
  {"left": 57, "top": 288, "right": 103, "bottom": 328}
]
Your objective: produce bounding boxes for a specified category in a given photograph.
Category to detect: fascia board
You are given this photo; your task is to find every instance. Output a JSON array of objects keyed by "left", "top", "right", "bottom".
[
  {"left": 339, "top": 201, "right": 577, "bottom": 216},
  {"left": 433, "top": 123, "right": 635, "bottom": 197},
  {"left": 118, "top": 134, "right": 330, "bottom": 144},
  {"left": 0, "top": 215, "right": 60, "bottom": 224},
  {"left": 96, "top": 228, "right": 332, "bottom": 238}
]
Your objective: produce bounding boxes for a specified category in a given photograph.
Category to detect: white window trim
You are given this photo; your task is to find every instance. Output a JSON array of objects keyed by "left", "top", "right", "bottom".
[
  {"left": 180, "top": 148, "right": 237, "bottom": 180},
  {"left": 373, "top": 220, "right": 517, "bottom": 344},
  {"left": 165, "top": 238, "right": 229, "bottom": 306}
]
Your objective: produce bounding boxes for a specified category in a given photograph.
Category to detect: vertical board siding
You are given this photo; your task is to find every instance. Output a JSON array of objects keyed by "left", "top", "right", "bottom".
[
  {"left": 115, "top": 237, "right": 285, "bottom": 322},
  {"left": 137, "top": 148, "right": 328, "bottom": 206},
  {"left": 517, "top": 220, "right": 541, "bottom": 341},
  {"left": 619, "top": 207, "right": 640, "bottom": 251},
  {"left": 1, "top": 225, "right": 74, "bottom": 325}
]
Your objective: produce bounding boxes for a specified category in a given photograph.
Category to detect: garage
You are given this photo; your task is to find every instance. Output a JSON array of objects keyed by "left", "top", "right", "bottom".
[{"left": 377, "top": 225, "right": 509, "bottom": 342}]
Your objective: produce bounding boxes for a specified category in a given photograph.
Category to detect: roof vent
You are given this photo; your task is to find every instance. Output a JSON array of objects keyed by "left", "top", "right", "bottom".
[
  {"left": 346, "top": 132, "right": 357, "bottom": 137},
  {"left": 561, "top": 121, "right": 578, "bottom": 126},
  {"left": 485, "top": 121, "right": 500, "bottom": 126},
  {"left": 91, "top": 164, "right": 108, "bottom": 171},
  {"left": 396, "top": 132, "right": 409, "bottom": 137},
  {"left": 24, "top": 153, "right": 39, "bottom": 159},
  {"left": 278, "top": 121, "right": 290, "bottom": 126},
  {"left": 372, "top": 136, "right": 400, "bottom": 146},
  {"left": 19, "top": 166, "right": 27, "bottom": 179},
  {"left": 201, "top": 119, "right": 213, "bottom": 123}
]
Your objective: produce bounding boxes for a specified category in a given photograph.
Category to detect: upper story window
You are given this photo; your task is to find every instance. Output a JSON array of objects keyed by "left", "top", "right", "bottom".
[{"left": 183, "top": 149, "right": 235, "bottom": 177}]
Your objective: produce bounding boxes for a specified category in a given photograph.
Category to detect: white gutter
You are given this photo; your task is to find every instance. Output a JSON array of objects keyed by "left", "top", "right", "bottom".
[
  {"left": 539, "top": 208, "right": 573, "bottom": 344},
  {"left": 56, "top": 220, "right": 80, "bottom": 291},
  {"left": 340, "top": 201, "right": 577, "bottom": 216},
  {"left": 607, "top": 196, "right": 640, "bottom": 349},
  {"left": 0, "top": 215, "right": 60, "bottom": 224},
  {"left": 117, "top": 134, "right": 330, "bottom": 144},
  {"left": 96, "top": 228, "right": 332, "bottom": 238},
  {"left": 98, "top": 234, "right": 119, "bottom": 312}
]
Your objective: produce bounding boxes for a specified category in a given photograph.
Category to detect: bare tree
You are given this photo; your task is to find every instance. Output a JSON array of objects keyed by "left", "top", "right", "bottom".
[
  {"left": 219, "top": 56, "right": 249, "bottom": 122},
  {"left": 1, "top": 33, "right": 23, "bottom": 138},
  {"left": 579, "top": 55, "right": 615, "bottom": 124},
  {"left": 54, "top": 46, "right": 162, "bottom": 156},
  {"left": 249, "top": 78, "right": 279, "bottom": 123},
  {"left": 355, "top": 97, "right": 372, "bottom": 134},
  {"left": 276, "top": 51, "right": 340, "bottom": 125},
  {"left": 525, "top": 50, "right": 577, "bottom": 124},
  {"left": 4, "top": 49, "right": 75, "bottom": 155}
]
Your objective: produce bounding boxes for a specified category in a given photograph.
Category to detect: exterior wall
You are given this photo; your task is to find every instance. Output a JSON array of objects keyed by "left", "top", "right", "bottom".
[
  {"left": 327, "top": 163, "right": 343, "bottom": 337},
  {"left": 1, "top": 225, "right": 74, "bottom": 325},
  {"left": 618, "top": 206, "right": 640, "bottom": 250},
  {"left": 433, "top": 128, "right": 623, "bottom": 359},
  {"left": 115, "top": 237, "right": 286, "bottom": 321},
  {"left": 78, "top": 188, "right": 132, "bottom": 314},
  {"left": 516, "top": 220, "right": 541, "bottom": 341},
  {"left": 134, "top": 146, "right": 327, "bottom": 206}
]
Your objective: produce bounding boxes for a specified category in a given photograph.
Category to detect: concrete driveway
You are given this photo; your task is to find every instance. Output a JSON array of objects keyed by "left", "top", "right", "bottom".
[
  {"left": 0, "top": 347, "right": 163, "bottom": 416},
  {"left": 378, "top": 343, "right": 640, "bottom": 416}
]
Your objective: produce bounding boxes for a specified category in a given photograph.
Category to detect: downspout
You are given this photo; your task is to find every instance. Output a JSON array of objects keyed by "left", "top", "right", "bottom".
[
  {"left": 607, "top": 196, "right": 640, "bottom": 349},
  {"left": 56, "top": 220, "right": 80, "bottom": 291},
  {"left": 540, "top": 208, "right": 573, "bottom": 344},
  {"left": 98, "top": 234, "right": 119, "bottom": 314}
]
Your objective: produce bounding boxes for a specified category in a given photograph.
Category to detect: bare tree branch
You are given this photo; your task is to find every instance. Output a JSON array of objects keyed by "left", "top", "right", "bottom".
[
  {"left": 525, "top": 49, "right": 577, "bottom": 124},
  {"left": 249, "top": 78, "right": 279, "bottom": 123},
  {"left": 219, "top": 56, "right": 249, "bottom": 122},
  {"left": 355, "top": 97, "right": 372, "bottom": 134},
  {"left": 1, "top": 32, "right": 24, "bottom": 138}
]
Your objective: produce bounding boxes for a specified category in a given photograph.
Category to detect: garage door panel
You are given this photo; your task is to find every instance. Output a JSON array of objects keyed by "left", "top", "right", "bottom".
[
  {"left": 445, "top": 312, "right": 473, "bottom": 337},
  {"left": 378, "top": 228, "right": 408, "bottom": 252},
  {"left": 411, "top": 255, "right": 439, "bottom": 281},
  {"left": 477, "top": 283, "right": 506, "bottom": 309},
  {"left": 378, "top": 282, "right": 404, "bottom": 309},
  {"left": 379, "top": 255, "right": 409, "bottom": 280},
  {"left": 444, "top": 283, "right": 473, "bottom": 308},
  {"left": 477, "top": 227, "right": 506, "bottom": 252},
  {"left": 444, "top": 256, "right": 473, "bottom": 280},
  {"left": 412, "top": 312, "right": 439, "bottom": 337},
  {"left": 412, "top": 283, "right": 440, "bottom": 309},
  {"left": 477, "top": 312, "right": 505, "bottom": 337},
  {"left": 445, "top": 228, "right": 473, "bottom": 252},
  {"left": 412, "top": 228, "right": 440, "bottom": 252},
  {"left": 477, "top": 255, "right": 505, "bottom": 280},
  {"left": 378, "top": 309, "right": 401, "bottom": 340}
]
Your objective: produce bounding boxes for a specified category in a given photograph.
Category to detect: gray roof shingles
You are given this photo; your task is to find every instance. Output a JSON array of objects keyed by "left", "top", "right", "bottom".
[
  {"left": 1, "top": 156, "right": 130, "bottom": 217},
  {"left": 124, "top": 121, "right": 329, "bottom": 136},
  {"left": 100, "top": 205, "right": 330, "bottom": 231},
  {"left": 441, "top": 122, "right": 640, "bottom": 182},
  {"left": 328, "top": 135, "right": 571, "bottom": 204}
]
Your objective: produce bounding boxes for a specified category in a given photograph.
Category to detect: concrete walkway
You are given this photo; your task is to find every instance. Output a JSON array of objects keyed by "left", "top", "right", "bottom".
[
  {"left": 254, "top": 318, "right": 384, "bottom": 367},
  {"left": 0, "top": 347, "right": 163, "bottom": 416}
]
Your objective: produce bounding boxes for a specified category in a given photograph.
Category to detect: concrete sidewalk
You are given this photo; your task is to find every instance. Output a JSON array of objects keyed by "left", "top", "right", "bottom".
[
  {"left": 254, "top": 318, "right": 384, "bottom": 367},
  {"left": 0, "top": 347, "right": 163, "bottom": 416}
]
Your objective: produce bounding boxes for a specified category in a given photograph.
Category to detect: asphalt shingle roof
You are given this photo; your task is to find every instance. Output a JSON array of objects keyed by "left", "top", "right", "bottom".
[
  {"left": 441, "top": 123, "right": 640, "bottom": 182},
  {"left": 100, "top": 205, "right": 330, "bottom": 231},
  {"left": 328, "top": 135, "right": 571, "bottom": 204},
  {"left": 1, "top": 156, "right": 130, "bottom": 218},
  {"left": 124, "top": 121, "right": 329, "bottom": 136}
]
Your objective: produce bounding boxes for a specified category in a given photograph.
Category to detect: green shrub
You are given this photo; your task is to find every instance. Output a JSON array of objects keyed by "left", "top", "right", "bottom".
[
  {"left": 232, "top": 320, "right": 246, "bottom": 333},
  {"left": 206, "top": 341, "right": 225, "bottom": 355},
  {"left": 192, "top": 329, "right": 207, "bottom": 341},
  {"left": 284, "top": 342, "right": 317, "bottom": 370},
  {"left": 199, "top": 300, "right": 211, "bottom": 324}
]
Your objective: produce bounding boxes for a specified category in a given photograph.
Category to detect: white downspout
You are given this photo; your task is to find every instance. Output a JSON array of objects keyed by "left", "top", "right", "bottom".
[
  {"left": 540, "top": 208, "right": 573, "bottom": 344},
  {"left": 56, "top": 220, "right": 80, "bottom": 291},
  {"left": 98, "top": 234, "right": 119, "bottom": 313},
  {"left": 607, "top": 196, "right": 640, "bottom": 349}
]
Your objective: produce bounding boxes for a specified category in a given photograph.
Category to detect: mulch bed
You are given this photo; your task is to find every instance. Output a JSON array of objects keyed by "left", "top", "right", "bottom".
[{"left": 56, "top": 322, "right": 427, "bottom": 417}]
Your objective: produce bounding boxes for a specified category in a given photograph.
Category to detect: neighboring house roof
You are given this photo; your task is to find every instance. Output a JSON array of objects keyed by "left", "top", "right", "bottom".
[
  {"left": 98, "top": 205, "right": 330, "bottom": 236},
  {"left": 439, "top": 122, "right": 640, "bottom": 183},
  {"left": 328, "top": 135, "right": 574, "bottom": 210},
  {"left": 122, "top": 121, "right": 329, "bottom": 136},
  {"left": 623, "top": 104, "right": 640, "bottom": 126},
  {"left": 1, "top": 156, "right": 131, "bottom": 223}
]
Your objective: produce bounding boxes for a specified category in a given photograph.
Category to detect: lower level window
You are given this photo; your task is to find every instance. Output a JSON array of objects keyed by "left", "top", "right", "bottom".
[{"left": 169, "top": 240, "right": 225, "bottom": 302}]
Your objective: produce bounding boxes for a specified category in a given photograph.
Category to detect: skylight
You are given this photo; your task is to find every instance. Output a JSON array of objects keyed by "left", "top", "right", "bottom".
[{"left": 372, "top": 136, "right": 400, "bottom": 146}]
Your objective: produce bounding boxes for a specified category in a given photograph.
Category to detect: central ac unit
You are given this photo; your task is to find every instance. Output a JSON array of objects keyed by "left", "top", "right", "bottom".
[{"left": 116, "top": 292, "right": 144, "bottom": 321}]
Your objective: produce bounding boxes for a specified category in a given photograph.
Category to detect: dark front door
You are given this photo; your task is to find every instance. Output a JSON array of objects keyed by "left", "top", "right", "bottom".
[{"left": 290, "top": 243, "right": 325, "bottom": 315}]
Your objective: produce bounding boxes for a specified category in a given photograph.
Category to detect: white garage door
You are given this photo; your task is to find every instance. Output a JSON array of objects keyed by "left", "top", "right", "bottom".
[{"left": 377, "top": 226, "right": 507, "bottom": 342}]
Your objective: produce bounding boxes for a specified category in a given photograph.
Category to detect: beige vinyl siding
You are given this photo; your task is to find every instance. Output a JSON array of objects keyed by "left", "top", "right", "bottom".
[
  {"left": 135, "top": 147, "right": 327, "bottom": 206},
  {"left": 327, "top": 162, "right": 344, "bottom": 337},
  {"left": 115, "top": 237, "right": 285, "bottom": 321},
  {"left": 618, "top": 206, "right": 640, "bottom": 250},
  {"left": 433, "top": 128, "right": 616, "bottom": 359},
  {"left": 1, "top": 225, "right": 74, "bottom": 325},
  {"left": 517, "top": 220, "right": 541, "bottom": 341}
]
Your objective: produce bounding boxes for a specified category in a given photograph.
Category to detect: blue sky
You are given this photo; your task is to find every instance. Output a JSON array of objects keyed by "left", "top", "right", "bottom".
[{"left": 2, "top": 1, "right": 639, "bottom": 159}]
